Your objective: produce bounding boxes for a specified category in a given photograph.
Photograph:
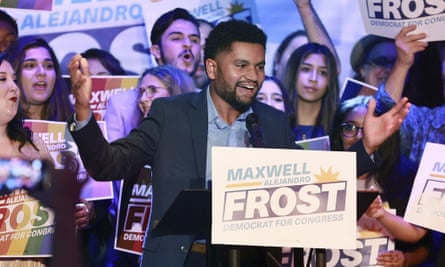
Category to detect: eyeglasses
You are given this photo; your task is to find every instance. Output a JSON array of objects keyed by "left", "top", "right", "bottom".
[
  {"left": 340, "top": 122, "right": 364, "bottom": 138},
  {"left": 139, "top": 85, "right": 169, "bottom": 97},
  {"left": 365, "top": 56, "right": 396, "bottom": 69}
]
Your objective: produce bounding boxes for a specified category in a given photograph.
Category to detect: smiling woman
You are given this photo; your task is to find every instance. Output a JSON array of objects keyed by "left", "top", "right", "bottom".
[
  {"left": 8, "top": 36, "right": 72, "bottom": 121},
  {"left": 5, "top": 36, "right": 93, "bottom": 266},
  {"left": 0, "top": 50, "right": 54, "bottom": 267},
  {"left": 257, "top": 76, "right": 290, "bottom": 113},
  {"left": 0, "top": 56, "right": 51, "bottom": 160}
]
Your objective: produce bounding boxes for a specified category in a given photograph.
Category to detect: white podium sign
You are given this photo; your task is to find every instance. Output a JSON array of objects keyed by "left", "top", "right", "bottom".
[
  {"left": 404, "top": 142, "right": 445, "bottom": 233},
  {"left": 211, "top": 147, "right": 357, "bottom": 249}
]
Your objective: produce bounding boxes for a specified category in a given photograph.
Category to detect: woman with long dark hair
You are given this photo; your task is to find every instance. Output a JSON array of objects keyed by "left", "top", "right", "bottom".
[
  {"left": 281, "top": 42, "right": 339, "bottom": 140},
  {"left": 8, "top": 36, "right": 72, "bottom": 121}
]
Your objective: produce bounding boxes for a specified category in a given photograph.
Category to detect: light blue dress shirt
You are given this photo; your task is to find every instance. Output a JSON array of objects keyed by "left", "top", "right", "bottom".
[{"left": 205, "top": 89, "right": 253, "bottom": 186}]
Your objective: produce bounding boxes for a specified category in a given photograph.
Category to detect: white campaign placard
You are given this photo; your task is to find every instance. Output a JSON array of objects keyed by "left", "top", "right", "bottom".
[
  {"left": 212, "top": 147, "right": 357, "bottom": 249},
  {"left": 358, "top": 0, "right": 445, "bottom": 41},
  {"left": 404, "top": 142, "right": 445, "bottom": 233}
]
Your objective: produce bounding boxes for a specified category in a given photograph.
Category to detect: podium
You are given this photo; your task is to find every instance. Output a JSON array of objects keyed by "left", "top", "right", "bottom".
[
  {"left": 151, "top": 189, "right": 216, "bottom": 266},
  {"left": 151, "top": 189, "right": 282, "bottom": 267},
  {"left": 151, "top": 189, "right": 211, "bottom": 239},
  {"left": 151, "top": 189, "right": 379, "bottom": 267},
  {"left": 357, "top": 191, "right": 379, "bottom": 220}
]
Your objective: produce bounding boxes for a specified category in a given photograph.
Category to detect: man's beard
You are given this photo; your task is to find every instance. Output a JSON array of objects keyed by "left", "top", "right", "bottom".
[
  {"left": 159, "top": 46, "right": 199, "bottom": 75},
  {"left": 216, "top": 81, "right": 255, "bottom": 113}
]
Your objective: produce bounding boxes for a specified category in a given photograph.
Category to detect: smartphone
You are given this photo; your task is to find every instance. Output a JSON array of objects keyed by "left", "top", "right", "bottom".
[{"left": 0, "top": 157, "right": 50, "bottom": 191}]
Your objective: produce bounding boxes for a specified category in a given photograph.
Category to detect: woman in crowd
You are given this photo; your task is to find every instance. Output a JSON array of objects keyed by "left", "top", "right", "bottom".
[
  {"left": 105, "top": 65, "right": 196, "bottom": 141},
  {"left": 137, "top": 65, "right": 196, "bottom": 118},
  {"left": 0, "top": 54, "right": 51, "bottom": 167},
  {"left": 8, "top": 36, "right": 72, "bottom": 121},
  {"left": 6, "top": 36, "right": 91, "bottom": 262},
  {"left": 0, "top": 50, "right": 52, "bottom": 266},
  {"left": 256, "top": 75, "right": 291, "bottom": 114},
  {"left": 281, "top": 42, "right": 339, "bottom": 140},
  {"left": 331, "top": 95, "right": 434, "bottom": 267}
]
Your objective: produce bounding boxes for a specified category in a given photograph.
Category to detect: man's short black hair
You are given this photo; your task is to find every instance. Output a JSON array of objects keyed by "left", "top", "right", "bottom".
[
  {"left": 150, "top": 8, "right": 199, "bottom": 45},
  {"left": 204, "top": 20, "right": 267, "bottom": 62},
  {"left": 0, "top": 9, "right": 18, "bottom": 36}
]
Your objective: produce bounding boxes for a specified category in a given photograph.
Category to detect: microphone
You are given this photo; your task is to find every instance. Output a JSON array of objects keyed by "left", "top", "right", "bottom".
[{"left": 246, "top": 113, "right": 264, "bottom": 148}]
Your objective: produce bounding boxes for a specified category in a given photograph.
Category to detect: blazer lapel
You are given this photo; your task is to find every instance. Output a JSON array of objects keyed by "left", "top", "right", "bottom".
[{"left": 188, "top": 90, "right": 208, "bottom": 185}]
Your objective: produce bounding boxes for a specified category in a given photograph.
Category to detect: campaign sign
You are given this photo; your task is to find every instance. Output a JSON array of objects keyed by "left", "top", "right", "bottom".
[
  {"left": 5, "top": 0, "right": 153, "bottom": 75},
  {"left": 65, "top": 75, "right": 139, "bottom": 121},
  {"left": 115, "top": 166, "right": 152, "bottom": 255},
  {"left": 284, "top": 211, "right": 396, "bottom": 267},
  {"left": 0, "top": 189, "right": 54, "bottom": 257},
  {"left": 404, "top": 142, "right": 445, "bottom": 233},
  {"left": 0, "top": 0, "right": 53, "bottom": 11},
  {"left": 340, "top": 78, "right": 378, "bottom": 103},
  {"left": 88, "top": 75, "right": 139, "bottom": 120},
  {"left": 64, "top": 75, "right": 139, "bottom": 121},
  {"left": 358, "top": 0, "right": 445, "bottom": 41},
  {"left": 24, "top": 120, "right": 113, "bottom": 201},
  {"left": 212, "top": 147, "right": 357, "bottom": 249},
  {"left": 303, "top": 235, "right": 394, "bottom": 267},
  {"left": 295, "top": 135, "right": 331, "bottom": 151},
  {"left": 314, "top": 212, "right": 395, "bottom": 267}
]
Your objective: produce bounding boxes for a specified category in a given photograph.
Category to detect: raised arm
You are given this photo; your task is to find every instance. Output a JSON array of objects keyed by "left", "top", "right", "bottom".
[
  {"left": 366, "top": 195, "right": 427, "bottom": 243},
  {"left": 384, "top": 25, "right": 427, "bottom": 101},
  {"left": 68, "top": 54, "right": 92, "bottom": 121},
  {"left": 294, "top": 0, "right": 341, "bottom": 72}
]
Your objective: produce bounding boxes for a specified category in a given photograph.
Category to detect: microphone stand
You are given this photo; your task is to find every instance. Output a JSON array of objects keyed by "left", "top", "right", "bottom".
[
  {"left": 228, "top": 249, "right": 241, "bottom": 267},
  {"left": 221, "top": 113, "right": 262, "bottom": 267},
  {"left": 315, "top": 249, "right": 326, "bottom": 267}
]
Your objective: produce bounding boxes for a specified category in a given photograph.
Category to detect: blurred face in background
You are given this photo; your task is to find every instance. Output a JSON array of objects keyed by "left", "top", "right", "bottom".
[
  {"left": 138, "top": 73, "right": 170, "bottom": 117},
  {"left": 192, "top": 20, "right": 213, "bottom": 89},
  {"left": 87, "top": 58, "right": 110, "bottom": 75},
  {"left": 341, "top": 106, "right": 367, "bottom": 150},
  {"left": 0, "top": 21, "right": 17, "bottom": 53},
  {"left": 274, "top": 35, "right": 308, "bottom": 81},
  {"left": 0, "top": 60, "right": 19, "bottom": 123},
  {"left": 257, "top": 79, "right": 285, "bottom": 112},
  {"left": 442, "top": 58, "right": 445, "bottom": 99},
  {"left": 296, "top": 53, "right": 328, "bottom": 103},
  {"left": 21, "top": 46, "right": 56, "bottom": 105},
  {"left": 359, "top": 41, "right": 396, "bottom": 87}
]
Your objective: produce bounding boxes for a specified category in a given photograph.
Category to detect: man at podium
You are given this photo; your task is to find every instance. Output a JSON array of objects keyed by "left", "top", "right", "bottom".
[{"left": 66, "top": 19, "right": 410, "bottom": 267}]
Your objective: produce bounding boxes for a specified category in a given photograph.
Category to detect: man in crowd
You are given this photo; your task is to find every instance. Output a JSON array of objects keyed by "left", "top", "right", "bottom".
[
  {"left": 150, "top": 7, "right": 201, "bottom": 85},
  {"left": 0, "top": 9, "right": 17, "bottom": 53}
]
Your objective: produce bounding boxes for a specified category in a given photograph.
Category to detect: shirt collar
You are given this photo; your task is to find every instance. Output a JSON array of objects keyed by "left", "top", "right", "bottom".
[{"left": 206, "top": 88, "right": 253, "bottom": 127}]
